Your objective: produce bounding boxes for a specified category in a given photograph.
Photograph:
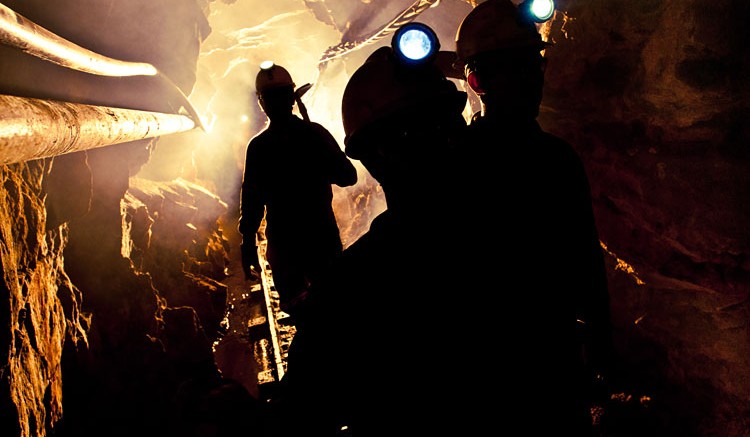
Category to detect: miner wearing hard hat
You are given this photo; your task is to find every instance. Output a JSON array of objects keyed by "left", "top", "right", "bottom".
[
  {"left": 454, "top": 0, "right": 615, "bottom": 434},
  {"left": 275, "top": 25, "right": 483, "bottom": 436},
  {"left": 455, "top": 0, "right": 553, "bottom": 123},
  {"left": 238, "top": 62, "right": 357, "bottom": 318}
]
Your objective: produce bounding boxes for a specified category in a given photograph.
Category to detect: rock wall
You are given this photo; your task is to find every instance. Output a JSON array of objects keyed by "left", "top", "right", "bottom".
[
  {"left": 540, "top": 0, "right": 750, "bottom": 434},
  {"left": 1, "top": 0, "right": 748, "bottom": 436},
  {"left": 0, "top": 160, "right": 88, "bottom": 437},
  {"left": 0, "top": 1, "right": 261, "bottom": 436}
]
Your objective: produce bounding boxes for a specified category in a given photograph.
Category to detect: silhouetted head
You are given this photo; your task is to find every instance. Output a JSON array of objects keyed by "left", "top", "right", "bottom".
[
  {"left": 341, "top": 28, "right": 467, "bottom": 192},
  {"left": 455, "top": 0, "right": 554, "bottom": 121},
  {"left": 255, "top": 61, "right": 296, "bottom": 121}
]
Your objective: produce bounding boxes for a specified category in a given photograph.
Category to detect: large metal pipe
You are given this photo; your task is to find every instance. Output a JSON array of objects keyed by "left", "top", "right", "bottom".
[
  {"left": 0, "top": 2, "right": 157, "bottom": 77},
  {"left": 0, "top": 94, "right": 196, "bottom": 165},
  {"left": 0, "top": 2, "right": 204, "bottom": 130}
]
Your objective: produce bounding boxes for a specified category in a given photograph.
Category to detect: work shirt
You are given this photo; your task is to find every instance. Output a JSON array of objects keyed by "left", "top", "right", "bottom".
[
  {"left": 463, "top": 115, "right": 614, "bottom": 428},
  {"left": 239, "top": 114, "right": 357, "bottom": 300}
]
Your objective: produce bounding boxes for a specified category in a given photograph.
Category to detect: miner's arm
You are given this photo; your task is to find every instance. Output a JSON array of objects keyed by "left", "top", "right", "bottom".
[
  {"left": 312, "top": 122, "right": 357, "bottom": 187},
  {"left": 238, "top": 143, "right": 266, "bottom": 278}
]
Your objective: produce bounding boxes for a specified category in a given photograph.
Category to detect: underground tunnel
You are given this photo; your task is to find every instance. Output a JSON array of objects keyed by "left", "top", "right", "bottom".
[{"left": 0, "top": 0, "right": 748, "bottom": 436}]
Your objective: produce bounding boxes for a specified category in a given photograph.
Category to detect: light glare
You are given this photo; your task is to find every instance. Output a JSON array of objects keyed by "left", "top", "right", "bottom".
[
  {"left": 398, "top": 29, "right": 431, "bottom": 61},
  {"left": 259, "top": 60, "right": 275, "bottom": 70},
  {"left": 530, "top": 0, "right": 554, "bottom": 21}
]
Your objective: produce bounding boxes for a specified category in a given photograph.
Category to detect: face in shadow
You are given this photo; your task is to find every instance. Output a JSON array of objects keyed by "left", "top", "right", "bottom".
[
  {"left": 258, "top": 85, "right": 295, "bottom": 120},
  {"left": 466, "top": 48, "right": 547, "bottom": 119}
]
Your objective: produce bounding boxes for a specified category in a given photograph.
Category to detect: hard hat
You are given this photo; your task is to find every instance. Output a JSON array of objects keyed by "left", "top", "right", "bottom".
[
  {"left": 341, "top": 45, "right": 467, "bottom": 160},
  {"left": 455, "top": 0, "right": 552, "bottom": 67},
  {"left": 255, "top": 61, "right": 295, "bottom": 94}
]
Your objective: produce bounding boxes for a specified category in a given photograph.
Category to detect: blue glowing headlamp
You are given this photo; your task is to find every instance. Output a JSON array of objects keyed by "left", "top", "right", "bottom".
[
  {"left": 519, "top": 0, "right": 555, "bottom": 23},
  {"left": 392, "top": 22, "right": 440, "bottom": 66}
]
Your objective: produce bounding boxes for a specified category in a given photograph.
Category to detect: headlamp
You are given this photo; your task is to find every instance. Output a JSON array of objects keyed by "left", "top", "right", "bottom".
[
  {"left": 392, "top": 22, "right": 440, "bottom": 66},
  {"left": 519, "top": 0, "right": 555, "bottom": 23},
  {"left": 259, "top": 60, "right": 275, "bottom": 70}
]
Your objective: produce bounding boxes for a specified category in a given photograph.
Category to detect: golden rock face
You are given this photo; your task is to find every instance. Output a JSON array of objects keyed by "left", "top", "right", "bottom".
[{"left": 0, "top": 161, "right": 80, "bottom": 437}]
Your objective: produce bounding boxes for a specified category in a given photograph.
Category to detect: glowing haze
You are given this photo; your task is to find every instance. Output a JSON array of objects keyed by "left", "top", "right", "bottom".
[
  {"left": 180, "top": 0, "right": 382, "bottom": 246},
  {"left": 148, "top": 0, "right": 473, "bottom": 246}
]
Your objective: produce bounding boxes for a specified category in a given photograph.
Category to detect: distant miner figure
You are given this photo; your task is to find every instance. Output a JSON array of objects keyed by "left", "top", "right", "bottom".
[{"left": 238, "top": 61, "right": 357, "bottom": 317}]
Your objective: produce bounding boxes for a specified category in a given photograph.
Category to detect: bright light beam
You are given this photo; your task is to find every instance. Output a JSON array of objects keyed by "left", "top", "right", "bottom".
[
  {"left": 529, "top": 0, "right": 555, "bottom": 22},
  {"left": 397, "top": 29, "right": 433, "bottom": 61}
]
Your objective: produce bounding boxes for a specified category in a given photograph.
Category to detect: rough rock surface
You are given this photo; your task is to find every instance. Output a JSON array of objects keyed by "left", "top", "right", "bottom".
[
  {"left": 540, "top": 0, "right": 750, "bottom": 434},
  {"left": 0, "top": 0, "right": 748, "bottom": 436},
  {"left": 0, "top": 1, "right": 254, "bottom": 436},
  {"left": 0, "top": 160, "right": 88, "bottom": 437}
]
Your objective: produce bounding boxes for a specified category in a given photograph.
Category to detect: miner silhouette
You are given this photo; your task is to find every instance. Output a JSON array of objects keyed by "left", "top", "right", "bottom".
[
  {"left": 273, "top": 24, "right": 479, "bottom": 436},
  {"left": 239, "top": 62, "right": 357, "bottom": 317},
  {"left": 453, "top": 0, "right": 615, "bottom": 433},
  {"left": 270, "top": 7, "right": 613, "bottom": 433}
]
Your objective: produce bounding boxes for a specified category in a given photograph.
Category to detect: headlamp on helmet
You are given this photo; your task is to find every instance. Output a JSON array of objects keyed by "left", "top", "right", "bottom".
[
  {"left": 392, "top": 22, "right": 440, "bottom": 66},
  {"left": 519, "top": 0, "right": 555, "bottom": 23},
  {"left": 454, "top": 0, "right": 554, "bottom": 69},
  {"left": 255, "top": 61, "right": 295, "bottom": 94},
  {"left": 259, "top": 60, "right": 275, "bottom": 70},
  {"left": 342, "top": 22, "right": 467, "bottom": 160}
]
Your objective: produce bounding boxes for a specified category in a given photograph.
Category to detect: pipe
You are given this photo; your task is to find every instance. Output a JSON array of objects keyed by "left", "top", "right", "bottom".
[
  {"left": 0, "top": 94, "right": 196, "bottom": 165},
  {"left": 0, "top": 2, "right": 156, "bottom": 77},
  {"left": 0, "top": 3, "right": 205, "bottom": 130}
]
